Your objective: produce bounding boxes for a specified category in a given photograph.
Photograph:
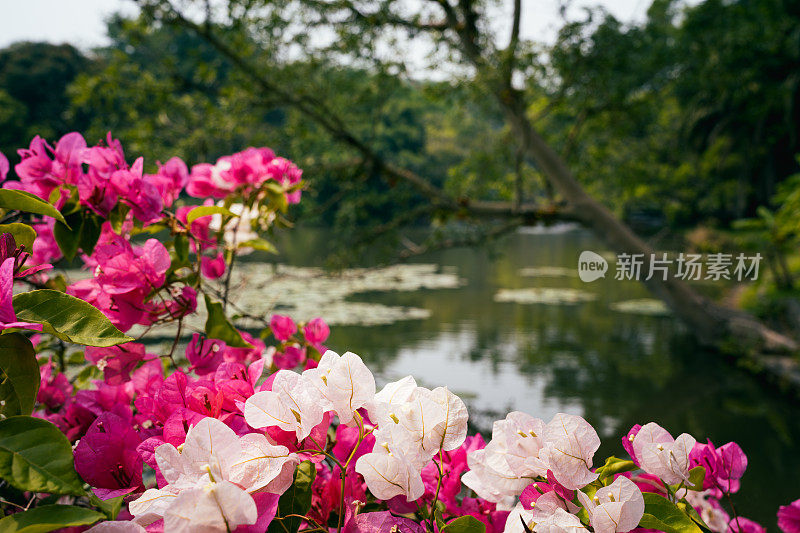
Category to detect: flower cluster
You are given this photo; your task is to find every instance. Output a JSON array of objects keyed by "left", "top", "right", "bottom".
[{"left": 0, "top": 132, "right": 797, "bottom": 533}]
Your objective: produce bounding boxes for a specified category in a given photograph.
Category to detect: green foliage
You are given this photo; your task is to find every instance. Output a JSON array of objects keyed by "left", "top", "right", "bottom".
[
  {"left": 186, "top": 205, "right": 237, "bottom": 224},
  {"left": 441, "top": 515, "right": 486, "bottom": 533},
  {"left": 0, "top": 333, "right": 39, "bottom": 417},
  {"left": 0, "top": 417, "right": 86, "bottom": 496},
  {"left": 0, "top": 42, "right": 92, "bottom": 159},
  {"left": 203, "top": 294, "right": 251, "bottom": 347},
  {"left": 0, "top": 223, "right": 37, "bottom": 251},
  {"left": 595, "top": 456, "right": 637, "bottom": 482},
  {"left": 53, "top": 210, "right": 103, "bottom": 261},
  {"left": 639, "top": 492, "right": 703, "bottom": 533},
  {"left": 0, "top": 189, "right": 68, "bottom": 226},
  {"left": 0, "top": 505, "right": 104, "bottom": 533},
  {"left": 268, "top": 461, "right": 316, "bottom": 533},
  {"left": 13, "top": 290, "right": 134, "bottom": 347}
]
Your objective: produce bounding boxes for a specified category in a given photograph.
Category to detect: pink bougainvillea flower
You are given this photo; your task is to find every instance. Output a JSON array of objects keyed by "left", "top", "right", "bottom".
[
  {"left": 73, "top": 411, "right": 143, "bottom": 499},
  {"left": 304, "top": 317, "right": 330, "bottom": 345},
  {"left": 85, "top": 343, "right": 147, "bottom": 385},
  {"left": 716, "top": 442, "right": 747, "bottom": 493},
  {"left": 0, "top": 257, "right": 43, "bottom": 332},
  {"left": 270, "top": 314, "right": 297, "bottom": 341},
  {"left": 273, "top": 344, "right": 306, "bottom": 370},
  {"left": 727, "top": 517, "right": 766, "bottom": 533},
  {"left": 778, "top": 499, "right": 800, "bottom": 533},
  {"left": 622, "top": 424, "right": 642, "bottom": 464},
  {"left": 0, "top": 151, "right": 8, "bottom": 182},
  {"left": 37, "top": 360, "right": 73, "bottom": 410},
  {"left": 186, "top": 334, "right": 225, "bottom": 376},
  {"left": 148, "top": 156, "right": 189, "bottom": 208},
  {"left": 200, "top": 253, "right": 226, "bottom": 279}
]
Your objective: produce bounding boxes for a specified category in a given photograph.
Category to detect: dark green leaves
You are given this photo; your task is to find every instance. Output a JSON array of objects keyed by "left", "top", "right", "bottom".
[
  {"left": 53, "top": 210, "right": 103, "bottom": 261},
  {"left": 0, "top": 333, "right": 39, "bottom": 417},
  {"left": 639, "top": 493, "right": 703, "bottom": 533},
  {"left": 0, "top": 223, "right": 36, "bottom": 251},
  {"left": 0, "top": 417, "right": 85, "bottom": 496},
  {"left": 0, "top": 189, "right": 68, "bottom": 226},
  {"left": 0, "top": 505, "right": 104, "bottom": 533},
  {"left": 13, "top": 290, "right": 133, "bottom": 346},
  {"left": 269, "top": 461, "right": 316, "bottom": 533},
  {"left": 204, "top": 294, "right": 251, "bottom": 348}
]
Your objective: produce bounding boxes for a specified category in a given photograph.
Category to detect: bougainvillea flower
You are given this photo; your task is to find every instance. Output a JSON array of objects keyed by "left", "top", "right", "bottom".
[
  {"left": 539, "top": 413, "right": 600, "bottom": 490},
  {"left": 303, "top": 350, "right": 375, "bottom": 425},
  {"left": 778, "top": 499, "right": 800, "bottom": 533},
  {"left": 0, "top": 257, "right": 43, "bottom": 332},
  {"left": 73, "top": 411, "right": 143, "bottom": 499},
  {"left": 186, "top": 334, "right": 225, "bottom": 376},
  {"left": 270, "top": 314, "right": 297, "bottom": 341},
  {"left": 577, "top": 476, "right": 644, "bottom": 533},
  {"left": 303, "top": 317, "right": 329, "bottom": 345},
  {"left": 355, "top": 446, "right": 425, "bottom": 501},
  {"left": 163, "top": 480, "right": 257, "bottom": 532},
  {"left": 728, "top": 517, "right": 766, "bottom": 533},
  {"left": 0, "top": 151, "right": 8, "bottom": 181},
  {"left": 633, "top": 422, "right": 695, "bottom": 485},
  {"left": 244, "top": 370, "right": 325, "bottom": 440}
]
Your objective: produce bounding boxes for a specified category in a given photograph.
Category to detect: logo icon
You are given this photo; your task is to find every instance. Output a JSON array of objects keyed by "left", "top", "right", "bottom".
[{"left": 578, "top": 251, "right": 608, "bottom": 282}]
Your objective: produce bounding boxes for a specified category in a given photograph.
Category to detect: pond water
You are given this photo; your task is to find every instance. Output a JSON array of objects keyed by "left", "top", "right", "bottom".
[{"left": 257, "top": 225, "right": 799, "bottom": 525}]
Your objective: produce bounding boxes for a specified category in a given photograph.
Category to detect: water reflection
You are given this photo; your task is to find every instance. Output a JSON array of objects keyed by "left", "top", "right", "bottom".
[{"left": 268, "top": 226, "right": 799, "bottom": 525}]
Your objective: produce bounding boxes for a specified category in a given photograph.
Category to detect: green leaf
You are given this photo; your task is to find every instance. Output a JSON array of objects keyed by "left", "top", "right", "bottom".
[
  {"left": 89, "top": 491, "right": 125, "bottom": 520},
  {"left": 204, "top": 294, "right": 251, "bottom": 348},
  {"left": 268, "top": 461, "right": 316, "bottom": 533},
  {"left": 0, "top": 416, "right": 86, "bottom": 496},
  {"left": 186, "top": 205, "right": 237, "bottom": 224},
  {"left": 0, "top": 223, "right": 37, "bottom": 251},
  {"left": 441, "top": 515, "right": 486, "bottom": 533},
  {"left": 640, "top": 493, "right": 703, "bottom": 533},
  {"left": 13, "top": 290, "right": 134, "bottom": 347},
  {"left": 596, "top": 456, "right": 637, "bottom": 481},
  {"left": 53, "top": 211, "right": 103, "bottom": 261},
  {"left": 0, "top": 505, "right": 104, "bottom": 533},
  {"left": 0, "top": 333, "right": 39, "bottom": 416},
  {"left": 685, "top": 466, "right": 706, "bottom": 492},
  {"left": 174, "top": 233, "right": 189, "bottom": 263},
  {"left": 238, "top": 238, "right": 278, "bottom": 254},
  {"left": 0, "top": 189, "right": 68, "bottom": 226}
]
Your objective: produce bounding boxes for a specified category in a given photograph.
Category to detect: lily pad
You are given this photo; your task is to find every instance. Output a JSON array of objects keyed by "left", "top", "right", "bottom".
[
  {"left": 494, "top": 287, "right": 597, "bottom": 305},
  {"left": 609, "top": 298, "right": 671, "bottom": 316}
]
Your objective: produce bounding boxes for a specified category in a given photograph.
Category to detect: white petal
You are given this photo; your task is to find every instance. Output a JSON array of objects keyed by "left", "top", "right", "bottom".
[
  {"left": 154, "top": 443, "right": 188, "bottom": 485},
  {"left": 182, "top": 417, "right": 241, "bottom": 482},
  {"left": 355, "top": 451, "right": 424, "bottom": 501},
  {"left": 430, "top": 387, "right": 468, "bottom": 451},
  {"left": 230, "top": 433, "right": 298, "bottom": 493},
  {"left": 128, "top": 487, "right": 180, "bottom": 525},
  {"left": 164, "top": 481, "right": 257, "bottom": 533},
  {"left": 324, "top": 351, "right": 375, "bottom": 424},
  {"left": 85, "top": 522, "right": 147, "bottom": 532}
]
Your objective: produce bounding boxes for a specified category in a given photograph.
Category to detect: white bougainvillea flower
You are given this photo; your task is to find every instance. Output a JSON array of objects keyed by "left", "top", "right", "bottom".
[
  {"left": 365, "top": 375, "right": 418, "bottom": 424},
  {"left": 505, "top": 503, "right": 537, "bottom": 533},
  {"left": 230, "top": 432, "right": 299, "bottom": 494},
  {"left": 428, "top": 386, "right": 469, "bottom": 452},
  {"left": 303, "top": 350, "right": 375, "bottom": 425},
  {"left": 461, "top": 446, "right": 532, "bottom": 502},
  {"left": 533, "top": 508, "right": 590, "bottom": 533},
  {"left": 354, "top": 447, "right": 425, "bottom": 501},
  {"left": 539, "top": 413, "right": 601, "bottom": 490},
  {"left": 461, "top": 411, "right": 549, "bottom": 503},
  {"left": 576, "top": 476, "right": 644, "bottom": 533},
  {"left": 129, "top": 417, "right": 296, "bottom": 526},
  {"left": 632, "top": 422, "right": 696, "bottom": 485},
  {"left": 163, "top": 480, "right": 257, "bottom": 532},
  {"left": 244, "top": 370, "right": 324, "bottom": 440}
]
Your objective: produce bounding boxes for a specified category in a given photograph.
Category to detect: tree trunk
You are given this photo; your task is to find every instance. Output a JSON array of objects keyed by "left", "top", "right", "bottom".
[{"left": 500, "top": 94, "right": 797, "bottom": 354}]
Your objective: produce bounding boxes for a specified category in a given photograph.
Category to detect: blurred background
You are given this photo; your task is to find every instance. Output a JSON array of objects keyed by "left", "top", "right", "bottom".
[{"left": 1, "top": 0, "right": 799, "bottom": 526}]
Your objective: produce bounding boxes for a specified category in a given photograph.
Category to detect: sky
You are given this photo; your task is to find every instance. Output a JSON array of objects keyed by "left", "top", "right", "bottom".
[{"left": 0, "top": 0, "right": 652, "bottom": 50}]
